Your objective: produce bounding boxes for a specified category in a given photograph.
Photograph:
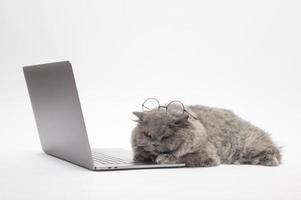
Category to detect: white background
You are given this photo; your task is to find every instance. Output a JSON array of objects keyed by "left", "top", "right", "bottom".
[{"left": 0, "top": 0, "right": 300, "bottom": 199}]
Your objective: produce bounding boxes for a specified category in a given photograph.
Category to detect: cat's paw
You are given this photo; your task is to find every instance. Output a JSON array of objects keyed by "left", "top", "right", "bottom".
[
  {"left": 134, "top": 154, "right": 155, "bottom": 163},
  {"left": 133, "top": 150, "right": 156, "bottom": 163},
  {"left": 155, "top": 154, "right": 177, "bottom": 164},
  {"left": 180, "top": 153, "right": 221, "bottom": 167},
  {"left": 186, "top": 157, "right": 220, "bottom": 167}
]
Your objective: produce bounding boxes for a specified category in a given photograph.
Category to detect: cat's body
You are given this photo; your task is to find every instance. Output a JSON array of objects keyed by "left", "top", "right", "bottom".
[{"left": 131, "top": 105, "right": 281, "bottom": 167}]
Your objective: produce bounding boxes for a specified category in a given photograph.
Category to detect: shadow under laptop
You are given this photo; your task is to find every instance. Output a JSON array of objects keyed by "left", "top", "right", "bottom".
[
  {"left": 34, "top": 152, "right": 89, "bottom": 172},
  {"left": 33, "top": 152, "right": 189, "bottom": 173}
]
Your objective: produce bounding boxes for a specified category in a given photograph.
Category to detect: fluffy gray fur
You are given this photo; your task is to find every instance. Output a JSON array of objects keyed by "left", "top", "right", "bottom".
[{"left": 131, "top": 105, "right": 281, "bottom": 167}]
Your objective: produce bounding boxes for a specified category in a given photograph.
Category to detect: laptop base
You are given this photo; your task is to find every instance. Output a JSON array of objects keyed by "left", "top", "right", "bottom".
[{"left": 92, "top": 148, "right": 185, "bottom": 171}]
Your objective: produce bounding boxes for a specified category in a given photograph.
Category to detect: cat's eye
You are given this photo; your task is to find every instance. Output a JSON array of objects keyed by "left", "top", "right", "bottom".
[
  {"left": 170, "top": 122, "right": 181, "bottom": 127},
  {"left": 168, "top": 122, "right": 181, "bottom": 128},
  {"left": 162, "top": 135, "right": 171, "bottom": 139},
  {"left": 143, "top": 132, "right": 150, "bottom": 137}
]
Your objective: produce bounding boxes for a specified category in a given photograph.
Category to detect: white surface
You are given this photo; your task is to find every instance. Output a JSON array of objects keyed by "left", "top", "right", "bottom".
[{"left": 0, "top": 0, "right": 301, "bottom": 199}]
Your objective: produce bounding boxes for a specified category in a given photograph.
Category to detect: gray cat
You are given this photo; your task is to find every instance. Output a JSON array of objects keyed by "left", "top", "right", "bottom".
[{"left": 131, "top": 105, "right": 281, "bottom": 167}]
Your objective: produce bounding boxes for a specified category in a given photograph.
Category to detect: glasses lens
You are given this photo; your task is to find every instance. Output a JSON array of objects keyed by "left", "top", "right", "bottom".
[
  {"left": 167, "top": 101, "right": 184, "bottom": 116},
  {"left": 142, "top": 98, "right": 160, "bottom": 111}
]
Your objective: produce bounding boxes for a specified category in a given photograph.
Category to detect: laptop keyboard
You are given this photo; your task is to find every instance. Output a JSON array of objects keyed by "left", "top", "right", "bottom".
[{"left": 92, "top": 151, "right": 132, "bottom": 165}]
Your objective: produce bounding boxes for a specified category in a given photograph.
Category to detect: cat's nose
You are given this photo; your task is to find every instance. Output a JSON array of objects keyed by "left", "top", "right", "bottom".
[{"left": 152, "top": 142, "right": 160, "bottom": 147}]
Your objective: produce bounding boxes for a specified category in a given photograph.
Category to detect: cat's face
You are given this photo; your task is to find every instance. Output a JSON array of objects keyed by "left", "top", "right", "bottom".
[{"left": 132, "top": 110, "right": 189, "bottom": 155}]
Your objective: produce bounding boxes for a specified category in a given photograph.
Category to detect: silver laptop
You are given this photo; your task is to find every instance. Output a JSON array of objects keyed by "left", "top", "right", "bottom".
[{"left": 23, "top": 61, "right": 185, "bottom": 171}]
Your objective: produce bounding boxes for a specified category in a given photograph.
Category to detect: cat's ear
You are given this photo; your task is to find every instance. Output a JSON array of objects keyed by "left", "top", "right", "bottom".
[
  {"left": 169, "top": 114, "right": 189, "bottom": 127},
  {"left": 132, "top": 112, "right": 144, "bottom": 122}
]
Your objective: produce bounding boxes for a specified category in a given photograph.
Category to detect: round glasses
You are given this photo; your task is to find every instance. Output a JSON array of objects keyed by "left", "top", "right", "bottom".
[{"left": 142, "top": 98, "right": 197, "bottom": 119}]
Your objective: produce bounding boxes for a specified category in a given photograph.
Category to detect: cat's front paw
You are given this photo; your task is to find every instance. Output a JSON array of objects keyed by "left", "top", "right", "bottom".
[{"left": 155, "top": 154, "right": 177, "bottom": 164}]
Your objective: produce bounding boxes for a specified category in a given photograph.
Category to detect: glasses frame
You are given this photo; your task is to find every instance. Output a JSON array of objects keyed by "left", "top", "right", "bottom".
[{"left": 141, "top": 98, "right": 197, "bottom": 119}]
